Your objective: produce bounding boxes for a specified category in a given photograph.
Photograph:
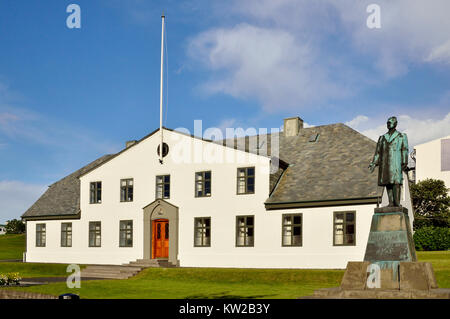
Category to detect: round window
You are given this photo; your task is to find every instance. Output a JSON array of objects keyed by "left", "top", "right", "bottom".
[{"left": 157, "top": 143, "right": 169, "bottom": 157}]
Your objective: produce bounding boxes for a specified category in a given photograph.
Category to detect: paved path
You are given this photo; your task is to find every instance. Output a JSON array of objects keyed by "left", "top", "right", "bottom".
[{"left": 21, "top": 277, "right": 106, "bottom": 284}]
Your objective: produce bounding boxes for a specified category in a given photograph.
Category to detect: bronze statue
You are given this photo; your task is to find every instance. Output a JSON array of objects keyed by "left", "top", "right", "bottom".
[{"left": 369, "top": 116, "right": 409, "bottom": 207}]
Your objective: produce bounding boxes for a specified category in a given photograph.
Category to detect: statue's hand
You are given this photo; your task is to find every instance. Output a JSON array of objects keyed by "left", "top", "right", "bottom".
[{"left": 368, "top": 162, "right": 376, "bottom": 173}]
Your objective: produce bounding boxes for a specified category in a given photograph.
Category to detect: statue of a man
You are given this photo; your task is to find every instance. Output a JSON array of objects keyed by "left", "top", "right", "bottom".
[{"left": 369, "top": 116, "right": 409, "bottom": 207}]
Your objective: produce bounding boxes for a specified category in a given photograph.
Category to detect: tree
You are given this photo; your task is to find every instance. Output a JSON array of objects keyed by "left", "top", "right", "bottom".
[
  {"left": 5, "top": 219, "right": 25, "bottom": 234},
  {"left": 410, "top": 178, "right": 450, "bottom": 229}
]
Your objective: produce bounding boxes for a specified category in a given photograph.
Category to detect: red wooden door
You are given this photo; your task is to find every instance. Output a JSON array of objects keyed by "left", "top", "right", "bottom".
[{"left": 152, "top": 219, "right": 169, "bottom": 258}]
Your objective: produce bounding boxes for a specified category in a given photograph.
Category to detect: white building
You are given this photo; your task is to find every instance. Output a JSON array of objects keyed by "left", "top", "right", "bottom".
[
  {"left": 0, "top": 224, "right": 6, "bottom": 235},
  {"left": 22, "top": 117, "right": 413, "bottom": 269},
  {"left": 414, "top": 135, "right": 450, "bottom": 192}
]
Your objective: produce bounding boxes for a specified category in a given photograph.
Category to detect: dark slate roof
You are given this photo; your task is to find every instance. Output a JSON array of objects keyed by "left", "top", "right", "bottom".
[
  {"left": 22, "top": 155, "right": 115, "bottom": 219},
  {"left": 221, "top": 123, "right": 383, "bottom": 204}
]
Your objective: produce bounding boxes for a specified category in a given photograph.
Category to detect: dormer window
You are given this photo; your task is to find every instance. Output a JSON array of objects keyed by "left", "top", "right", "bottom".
[{"left": 308, "top": 133, "right": 320, "bottom": 143}]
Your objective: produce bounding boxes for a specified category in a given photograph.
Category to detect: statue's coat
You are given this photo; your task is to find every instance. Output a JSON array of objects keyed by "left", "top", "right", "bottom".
[{"left": 372, "top": 130, "right": 408, "bottom": 185}]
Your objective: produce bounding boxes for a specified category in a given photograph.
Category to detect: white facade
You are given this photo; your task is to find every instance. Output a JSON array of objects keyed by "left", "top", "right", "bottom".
[
  {"left": 414, "top": 135, "right": 450, "bottom": 192},
  {"left": 25, "top": 128, "right": 377, "bottom": 269},
  {"left": 0, "top": 225, "right": 5, "bottom": 235}
]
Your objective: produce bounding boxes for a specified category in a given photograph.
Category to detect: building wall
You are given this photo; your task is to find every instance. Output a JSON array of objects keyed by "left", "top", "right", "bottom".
[
  {"left": 25, "top": 129, "right": 376, "bottom": 269},
  {"left": 179, "top": 203, "right": 375, "bottom": 269},
  {"left": 415, "top": 135, "right": 450, "bottom": 192}
]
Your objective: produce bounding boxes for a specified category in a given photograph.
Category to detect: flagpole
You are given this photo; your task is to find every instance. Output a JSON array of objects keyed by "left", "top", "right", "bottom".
[{"left": 159, "top": 14, "right": 165, "bottom": 164}]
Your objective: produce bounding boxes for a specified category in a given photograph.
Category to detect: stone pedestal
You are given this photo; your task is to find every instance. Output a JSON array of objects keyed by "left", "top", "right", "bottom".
[
  {"left": 363, "top": 206, "right": 417, "bottom": 289},
  {"left": 305, "top": 206, "right": 450, "bottom": 299}
]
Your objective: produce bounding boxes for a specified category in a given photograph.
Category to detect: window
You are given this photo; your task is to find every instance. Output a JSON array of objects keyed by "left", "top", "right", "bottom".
[
  {"left": 194, "top": 217, "right": 211, "bottom": 247},
  {"left": 442, "top": 138, "right": 450, "bottom": 171},
  {"left": 282, "top": 214, "right": 302, "bottom": 246},
  {"left": 237, "top": 167, "right": 255, "bottom": 194},
  {"left": 119, "top": 220, "right": 133, "bottom": 247},
  {"left": 90, "top": 181, "right": 102, "bottom": 204},
  {"left": 36, "top": 224, "right": 46, "bottom": 247},
  {"left": 156, "top": 175, "right": 170, "bottom": 199},
  {"left": 308, "top": 133, "right": 320, "bottom": 143},
  {"left": 89, "top": 221, "right": 101, "bottom": 247},
  {"left": 61, "top": 223, "right": 72, "bottom": 247},
  {"left": 236, "top": 216, "right": 254, "bottom": 247},
  {"left": 195, "top": 171, "right": 211, "bottom": 197},
  {"left": 333, "top": 211, "right": 356, "bottom": 246},
  {"left": 120, "top": 179, "right": 133, "bottom": 202}
]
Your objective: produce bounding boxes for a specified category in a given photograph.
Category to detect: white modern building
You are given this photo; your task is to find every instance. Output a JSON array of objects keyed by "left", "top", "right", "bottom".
[
  {"left": 22, "top": 117, "right": 413, "bottom": 269},
  {"left": 414, "top": 135, "right": 450, "bottom": 192},
  {"left": 0, "top": 224, "right": 6, "bottom": 235}
]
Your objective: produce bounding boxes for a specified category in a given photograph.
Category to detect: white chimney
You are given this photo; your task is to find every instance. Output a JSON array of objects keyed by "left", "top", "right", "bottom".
[{"left": 283, "top": 117, "right": 303, "bottom": 137}]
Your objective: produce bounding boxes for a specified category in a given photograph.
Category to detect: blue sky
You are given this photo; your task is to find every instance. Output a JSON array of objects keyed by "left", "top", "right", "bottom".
[{"left": 0, "top": 0, "right": 449, "bottom": 223}]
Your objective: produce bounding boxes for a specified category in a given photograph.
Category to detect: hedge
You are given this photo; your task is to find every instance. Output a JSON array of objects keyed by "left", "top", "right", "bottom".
[{"left": 413, "top": 226, "right": 450, "bottom": 251}]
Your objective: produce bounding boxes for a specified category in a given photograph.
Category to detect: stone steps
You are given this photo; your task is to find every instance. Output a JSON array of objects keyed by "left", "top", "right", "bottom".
[
  {"left": 127, "top": 259, "right": 176, "bottom": 268},
  {"left": 81, "top": 272, "right": 131, "bottom": 280},
  {"left": 80, "top": 259, "right": 176, "bottom": 280}
]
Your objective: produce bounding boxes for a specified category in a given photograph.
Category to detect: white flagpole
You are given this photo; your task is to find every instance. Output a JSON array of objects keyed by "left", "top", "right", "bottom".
[{"left": 159, "top": 14, "right": 165, "bottom": 164}]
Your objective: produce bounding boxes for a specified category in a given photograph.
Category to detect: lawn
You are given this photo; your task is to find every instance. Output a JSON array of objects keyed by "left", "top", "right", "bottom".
[
  {"left": 415, "top": 251, "right": 450, "bottom": 288},
  {"left": 0, "top": 234, "right": 25, "bottom": 260},
  {"left": 0, "top": 262, "right": 73, "bottom": 278},
  {"left": 8, "top": 267, "right": 345, "bottom": 299},
  {"left": 0, "top": 234, "right": 75, "bottom": 277}
]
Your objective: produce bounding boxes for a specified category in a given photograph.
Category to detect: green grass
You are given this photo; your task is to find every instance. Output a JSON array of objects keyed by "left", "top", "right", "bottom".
[
  {"left": 417, "top": 251, "right": 450, "bottom": 288},
  {"left": 8, "top": 268, "right": 344, "bottom": 299},
  {"left": 0, "top": 234, "right": 78, "bottom": 277},
  {"left": 0, "top": 234, "right": 25, "bottom": 260},
  {"left": 0, "top": 262, "right": 74, "bottom": 278}
]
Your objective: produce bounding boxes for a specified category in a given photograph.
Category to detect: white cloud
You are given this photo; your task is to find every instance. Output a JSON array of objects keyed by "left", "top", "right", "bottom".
[
  {"left": 346, "top": 113, "right": 450, "bottom": 148},
  {"left": 426, "top": 40, "right": 450, "bottom": 64},
  {"left": 0, "top": 104, "right": 119, "bottom": 155},
  {"left": 188, "top": 1, "right": 450, "bottom": 111},
  {"left": 188, "top": 23, "right": 352, "bottom": 111},
  {"left": 332, "top": 0, "right": 450, "bottom": 76},
  {"left": 0, "top": 181, "right": 46, "bottom": 224},
  {"left": 0, "top": 80, "right": 121, "bottom": 179},
  {"left": 233, "top": 0, "right": 450, "bottom": 76},
  {"left": 217, "top": 118, "right": 237, "bottom": 132},
  {"left": 345, "top": 115, "right": 369, "bottom": 129}
]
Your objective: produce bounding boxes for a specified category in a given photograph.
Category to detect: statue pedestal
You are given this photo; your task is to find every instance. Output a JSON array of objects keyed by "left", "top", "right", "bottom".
[
  {"left": 304, "top": 206, "right": 450, "bottom": 299},
  {"left": 362, "top": 206, "right": 417, "bottom": 289}
]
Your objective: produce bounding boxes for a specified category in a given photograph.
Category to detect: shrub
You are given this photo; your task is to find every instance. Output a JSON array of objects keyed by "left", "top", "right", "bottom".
[
  {"left": 0, "top": 272, "right": 21, "bottom": 286},
  {"left": 5, "top": 219, "right": 25, "bottom": 234},
  {"left": 414, "top": 226, "right": 450, "bottom": 251},
  {"left": 410, "top": 179, "right": 450, "bottom": 229},
  {"left": 0, "top": 274, "right": 7, "bottom": 286}
]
